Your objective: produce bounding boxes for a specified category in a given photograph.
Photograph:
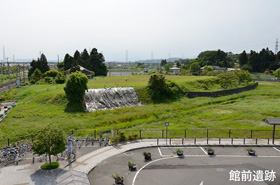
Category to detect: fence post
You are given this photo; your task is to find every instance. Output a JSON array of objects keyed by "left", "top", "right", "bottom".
[
  {"left": 207, "top": 137, "right": 208, "bottom": 144},
  {"left": 251, "top": 129, "right": 253, "bottom": 139},
  {"left": 31, "top": 134, "right": 34, "bottom": 143},
  {"left": 184, "top": 129, "right": 186, "bottom": 138},
  {"left": 194, "top": 138, "right": 196, "bottom": 145},
  {"left": 256, "top": 138, "right": 258, "bottom": 144},
  {"left": 182, "top": 138, "right": 184, "bottom": 145},
  {"left": 94, "top": 130, "right": 96, "bottom": 140},
  {"left": 229, "top": 129, "right": 231, "bottom": 138},
  {"left": 157, "top": 138, "right": 159, "bottom": 145},
  {"left": 162, "top": 130, "right": 164, "bottom": 139},
  {"left": 243, "top": 138, "right": 245, "bottom": 145},
  {"left": 219, "top": 137, "right": 221, "bottom": 144},
  {"left": 268, "top": 138, "right": 270, "bottom": 145},
  {"left": 7, "top": 138, "right": 9, "bottom": 146},
  {"left": 140, "top": 129, "right": 142, "bottom": 139},
  {"left": 207, "top": 129, "right": 209, "bottom": 138},
  {"left": 72, "top": 130, "right": 74, "bottom": 135},
  {"left": 231, "top": 138, "right": 233, "bottom": 144}
]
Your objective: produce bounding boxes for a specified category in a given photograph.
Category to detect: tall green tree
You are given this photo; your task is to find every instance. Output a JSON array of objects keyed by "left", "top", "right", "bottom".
[
  {"left": 239, "top": 50, "right": 248, "bottom": 67},
  {"left": 88, "top": 48, "right": 108, "bottom": 76},
  {"left": 39, "top": 53, "right": 50, "bottom": 73},
  {"left": 190, "top": 62, "right": 200, "bottom": 73},
  {"left": 32, "top": 124, "right": 66, "bottom": 166},
  {"left": 63, "top": 54, "right": 74, "bottom": 70},
  {"left": 28, "top": 54, "right": 50, "bottom": 78},
  {"left": 160, "top": 59, "right": 167, "bottom": 67},
  {"left": 64, "top": 71, "right": 88, "bottom": 103}
]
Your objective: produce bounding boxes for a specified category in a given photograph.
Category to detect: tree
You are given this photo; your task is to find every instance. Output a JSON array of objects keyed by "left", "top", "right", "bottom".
[
  {"left": 31, "top": 68, "right": 43, "bottom": 81},
  {"left": 147, "top": 73, "right": 169, "bottom": 101},
  {"left": 273, "top": 68, "right": 280, "bottom": 79},
  {"left": 160, "top": 59, "right": 167, "bottom": 67},
  {"left": 164, "top": 63, "right": 173, "bottom": 72},
  {"left": 234, "top": 70, "right": 252, "bottom": 85},
  {"left": 70, "top": 60, "right": 81, "bottom": 73},
  {"left": 32, "top": 124, "right": 66, "bottom": 166},
  {"left": 190, "top": 62, "right": 200, "bottom": 73},
  {"left": 63, "top": 54, "right": 74, "bottom": 70},
  {"left": 217, "top": 71, "right": 238, "bottom": 89},
  {"left": 176, "top": 61, "right": 181, "bottom": 68},
  {"left": 239, "top": 50, "right": 248, "bottom": 67},
  {"left": 88, "top": 48, "right": 108, "bottom": 76},
  {"left": 39, "top": 53, "right": 50, "bottom": 73},
  {"left": 45, "top": 70, "right": 59, "bottom": 78},
  {"left": 28, "top": 54, "right": 50, "bottom": 78},
  {"left": 64, "top": 71, "right": 88, "bottom": 103}
]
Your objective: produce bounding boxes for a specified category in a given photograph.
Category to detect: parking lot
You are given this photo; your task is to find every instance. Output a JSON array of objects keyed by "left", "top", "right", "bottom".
[{"left": 88, "top": 146, "right": 280, "bottom": 185}]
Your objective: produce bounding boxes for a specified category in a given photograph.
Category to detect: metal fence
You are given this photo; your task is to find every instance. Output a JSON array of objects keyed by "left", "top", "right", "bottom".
[{"left": 0, "top": 128, "right": 279, "bottom": 148}]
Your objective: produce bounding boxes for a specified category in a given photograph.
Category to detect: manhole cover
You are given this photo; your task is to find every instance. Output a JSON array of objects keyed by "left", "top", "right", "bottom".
[{"left": 216, "top": 168, "right": 225, "bottom": 172}]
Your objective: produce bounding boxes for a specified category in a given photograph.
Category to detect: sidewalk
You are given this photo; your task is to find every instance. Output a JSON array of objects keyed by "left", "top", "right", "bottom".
[{"left": 0, "top": 138, "right": 279, "bottom": 185}]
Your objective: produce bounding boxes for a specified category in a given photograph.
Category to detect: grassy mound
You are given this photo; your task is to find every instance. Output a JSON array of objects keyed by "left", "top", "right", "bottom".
[{"left": 41, "top": 162, "right": 60, "bottom": 170}]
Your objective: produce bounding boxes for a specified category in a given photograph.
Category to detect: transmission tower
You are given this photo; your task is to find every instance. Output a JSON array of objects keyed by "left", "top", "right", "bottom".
[{"left": 275, "top": 39, "right": 278, "bottom": 54}]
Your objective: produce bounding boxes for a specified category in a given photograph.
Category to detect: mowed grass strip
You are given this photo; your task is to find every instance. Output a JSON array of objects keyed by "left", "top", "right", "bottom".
[{"left": 0, "top": 76, "right": 279, "bottom": 140}]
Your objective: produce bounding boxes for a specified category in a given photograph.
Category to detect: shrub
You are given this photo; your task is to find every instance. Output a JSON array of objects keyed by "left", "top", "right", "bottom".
[
  {"left": 55, "top": 78, "right": 66, "bottom": 84},
  {"left": 44, "top": 70, "right": 59, "bottom": 78},
  {"left": 44, "top": 77, "right": 52, "bottom": 83},
  {"left": 147, "top": 73, "right": 183, "bottom": 102},
  {"left": 64, "top": 71, "right": 88, "bottom": 103},
  {"left": 217, "top": 71, "right": 238, "bottom": 89},
  {"left": 30, "top": 80, "right": 36, "bottom": 84},
  {"left": 128, "top": 133, "right": 138, "bottom": 141},
  {"left": 31, "top": 68, "right": 43, "bottom": 81},
  {"left": 41, "top": 162, "right": 60, "bottom": 170},
  {"left": 111, "top": 131, "right": 126, "bottom": 143}
]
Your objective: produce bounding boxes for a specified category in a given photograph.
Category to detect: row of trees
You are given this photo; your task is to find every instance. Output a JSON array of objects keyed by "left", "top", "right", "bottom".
[
  {"left": 58, "top": 48, "right": 108, "bottom": 76},
  {"left": 28, "top": 54, "right": 50, "bottom": 78},
  {"left": 239, "top": 48, "right": 280, "bottom": 72}
]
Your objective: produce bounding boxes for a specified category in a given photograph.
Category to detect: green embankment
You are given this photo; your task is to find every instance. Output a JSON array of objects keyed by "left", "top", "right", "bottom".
[{"left": 0, "top": 75, "right": 279, "bottom": 143}]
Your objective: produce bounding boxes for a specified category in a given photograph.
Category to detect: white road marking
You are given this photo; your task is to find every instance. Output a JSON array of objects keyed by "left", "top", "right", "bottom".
[
  {"left": 158, "top": 147, "right": 163, "bottom": 157},
  {"left": 200, "top": 181, "right": 203, "bottom": 185},
  {"left": 200, "top": 147, "right": 208, "bottom": 155},
  {"left": 273, "top": 147, "right": 280, "bottom": 153}
]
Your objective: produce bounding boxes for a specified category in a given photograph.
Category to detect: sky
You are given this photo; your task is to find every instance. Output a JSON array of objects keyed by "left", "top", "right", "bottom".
[{"left": 1, "top": 0, "right": 280, "bottom": 62}]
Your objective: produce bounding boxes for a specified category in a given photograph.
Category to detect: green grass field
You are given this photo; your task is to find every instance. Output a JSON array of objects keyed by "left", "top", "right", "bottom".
[{"left": 0, "top": 75, "right": 279, "bottom": 144}]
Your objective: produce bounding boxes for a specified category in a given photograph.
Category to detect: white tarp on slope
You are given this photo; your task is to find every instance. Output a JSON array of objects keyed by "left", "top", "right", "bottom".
[{"left": 84, "top": 87, "right": 141, "bottom": 111}]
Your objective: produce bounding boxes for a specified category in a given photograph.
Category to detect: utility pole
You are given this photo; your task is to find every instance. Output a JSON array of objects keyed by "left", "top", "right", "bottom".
[
  {"left": 22, "top": 63, "right": 25, "bottom": 82},
  {"left": 275, "top": 39, "right": 278, "bottom": 54},
  {"left": 7, "top": 58, "right": 11, "bottom": 90}
]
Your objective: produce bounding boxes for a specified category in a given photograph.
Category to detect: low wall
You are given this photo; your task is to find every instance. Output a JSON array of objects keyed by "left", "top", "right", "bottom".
[{"left": 186, "top": 82, "right": 258, "bottom": 98}]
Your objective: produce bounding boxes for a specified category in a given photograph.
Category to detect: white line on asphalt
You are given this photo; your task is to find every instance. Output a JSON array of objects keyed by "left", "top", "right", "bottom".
[
  {"left": 158, "top": 147, "right": 162, "bottom": 157},
  {"left": 273, "top": 147, "right": 280, "bottom": 153},
  {"left": 200, "top": 147, "right": 208, "bottom": 155},
  {"left": 132, "top": 156, "right": 174, "bottom": 185}
]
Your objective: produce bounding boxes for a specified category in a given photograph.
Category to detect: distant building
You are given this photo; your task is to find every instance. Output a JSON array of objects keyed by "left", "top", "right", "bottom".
[
  {"left": 78, "top": 65, "right": 93, "bottom": 78},
  {"left": 169, "top": 67, "right": 181, "bottom": 74}
]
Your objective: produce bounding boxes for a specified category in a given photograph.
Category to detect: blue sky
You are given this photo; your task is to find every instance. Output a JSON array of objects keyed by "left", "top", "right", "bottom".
[{"left": 1, "top": 0, "right": 280, "bottom": 62}]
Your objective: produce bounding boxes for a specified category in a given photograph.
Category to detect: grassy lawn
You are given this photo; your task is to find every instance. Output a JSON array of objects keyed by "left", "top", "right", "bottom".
[{"left": 0, "top": 75, "right": 279, "bottom": 144}]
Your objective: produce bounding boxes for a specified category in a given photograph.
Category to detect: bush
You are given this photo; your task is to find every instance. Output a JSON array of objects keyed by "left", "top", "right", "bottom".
[
  {"left": 41, "top": 162, "right": 60, "bottom": 170},
  {"left": 147, "top": 73, "right": 183, "bottom": 102},
  {"left": 30, "top": 80, "right": 36, "bottom": 84},
  {"left": 44, "top": 77, "right": 52, "bottom": 83},
  {"left": 31, "top": 69, "right": 43, "bottom": 81},
  {"left": 112, "top": 131, "right": 126, "bottom": 143},
  {"left": 55, "top": 78, "right": 66, "bottom": 84},
  {"left": 64, "top": 71, "right": 88, "bottom": 103},
  {"left": 217, "top": 71, "right": 238, "bottom": 89},
  {"left": 128, "top": 133, "right": 138, "bottom": 141},
  {"left": 45, "top": 70, "right": 59, "bottom": 78}
]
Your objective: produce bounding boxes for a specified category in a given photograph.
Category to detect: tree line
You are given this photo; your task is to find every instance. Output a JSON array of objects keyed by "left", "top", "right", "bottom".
[
  {"left": 58, "top": 48, "right": 108, "bottom": 76},
  {"left": 239, "top": 48, "right": 280, "bottom": 73}
]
